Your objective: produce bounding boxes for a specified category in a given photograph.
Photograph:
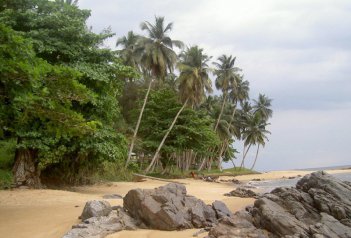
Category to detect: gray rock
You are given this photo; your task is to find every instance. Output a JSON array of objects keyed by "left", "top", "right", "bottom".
[
  {"left": 80, "top": 200, "right": 112, "bottom": 221},
  {"left": 102, "top": 194, "right": 123, "bottom": 199},
  {"left": 123, "top": 183, "right": 223, "bottom": 230},
  {"left": 209, "top": 171, "right": 351, "bottom": 238},
  {"left": 212, "top": 200, "right": 233, "bottom": 219},
  {"left": 224, "top": 187, "right": 258, "bottom": 198},
  {"left": 63, "top": 207, "right": 137, "bottom": 238}
]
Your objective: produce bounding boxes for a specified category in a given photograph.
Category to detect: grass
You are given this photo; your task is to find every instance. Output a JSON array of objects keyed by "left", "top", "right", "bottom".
[{"left": 146, "top": 167, "right": 259, "bottom": 179}]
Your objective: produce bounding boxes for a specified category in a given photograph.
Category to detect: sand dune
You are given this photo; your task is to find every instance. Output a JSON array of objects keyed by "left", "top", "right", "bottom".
[{"left": 0, "top": 169, "right": 349, "bottom": 238}]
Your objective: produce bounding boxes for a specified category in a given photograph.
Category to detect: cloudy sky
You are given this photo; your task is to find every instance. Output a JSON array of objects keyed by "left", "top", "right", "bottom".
[{"left": 79, "top": 0, "right": 351, "bottom": 171}]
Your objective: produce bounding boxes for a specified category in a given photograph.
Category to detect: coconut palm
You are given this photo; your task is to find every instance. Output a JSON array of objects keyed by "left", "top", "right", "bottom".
[
  {"left": 213, "top": 55, "right": 241, "bottom": 131},
  {"left": 116, "top": 31, "right": 140, "bottom": 70},
  {"left": 56, "top": 0, "right": 78, "bottom": 5},
  {"left": 239, "top": 112, "right": 270, "bottom": 169},
  {"left": 253, "top": 94, "right": 273, "bottom": 120},
  {"left": 145, "top": 46, "right": 212, "bottom": 173},
  {"left": 138, "top": 16, "right": 183, "bottom": 81},
  {"left": 125, "top": 17, "right": 182, "bottom": 168}
]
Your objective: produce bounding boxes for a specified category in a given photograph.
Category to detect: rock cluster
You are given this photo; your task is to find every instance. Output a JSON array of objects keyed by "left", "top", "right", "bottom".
[
  {"left": 208, "top": 171, "right": 351, "bottom": 238},
  {"left": 63, "top": 183, "right": 233, "bottom": 237},
  {"left": 64, "top": 171, "right": 351, "bottom": 238},
  {"left": 123, "top": 183, "right": 231, "bottom": 230}
]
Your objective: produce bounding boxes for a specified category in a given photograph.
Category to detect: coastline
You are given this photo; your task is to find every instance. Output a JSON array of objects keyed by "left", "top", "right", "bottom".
[{"left": 0, "top": 168, "right": 350, "bottom": 238}]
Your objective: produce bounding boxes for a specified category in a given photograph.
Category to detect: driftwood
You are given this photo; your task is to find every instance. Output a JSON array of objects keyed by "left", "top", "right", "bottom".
[{"left": 133, "top": 173, "right": 187, "bottom": 185}]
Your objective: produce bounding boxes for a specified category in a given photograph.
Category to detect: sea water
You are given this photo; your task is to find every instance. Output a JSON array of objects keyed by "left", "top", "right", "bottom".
[{"left": 249, "top": 172, "right": 351, "bottom": 193}]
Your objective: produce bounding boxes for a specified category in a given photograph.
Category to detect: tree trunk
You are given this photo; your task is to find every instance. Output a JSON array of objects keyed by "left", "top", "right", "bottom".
[
  {"left": 214, "top": 93, "right": 227, "bottom": 131},
  {"left": 239, "top": 144, "right": 251, "bottom": 170},
  {"left": 12, "top": 148, "right": 41, "bottom": 188},
  {"left": 125, "top": 79, "right": 153, "bottom": 168},
  {"left": 217, "top": 141, "right": 227, "bottom": 172},
  {"left": 145, "top": 98, "right": 189, "bottom": 173},
  {"left": 198, "top": 157, "right": 207, "bottom": 171},
  {"left": 250, "top": 144, "right": 260, "bottom": 170}
]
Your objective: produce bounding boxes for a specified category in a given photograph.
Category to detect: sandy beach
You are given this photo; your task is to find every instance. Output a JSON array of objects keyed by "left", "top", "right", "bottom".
[{"left": 0, "top": 169, "right": 350, "bottom": 238}]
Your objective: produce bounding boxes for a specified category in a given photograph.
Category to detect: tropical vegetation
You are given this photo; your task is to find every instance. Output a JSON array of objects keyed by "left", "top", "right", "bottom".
[{"left": 0, "top": 0, "right": 272, "bottom": 188}]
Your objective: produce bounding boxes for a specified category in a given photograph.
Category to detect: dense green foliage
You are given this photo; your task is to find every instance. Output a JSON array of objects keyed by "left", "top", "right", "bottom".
[{"left": 0, "top": 0, "right": 272, "bottom": 187}]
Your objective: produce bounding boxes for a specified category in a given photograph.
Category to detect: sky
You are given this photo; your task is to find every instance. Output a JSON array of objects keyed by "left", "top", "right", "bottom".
[{"left": 78, "top": 0, "right": 351, "bottom": 171}]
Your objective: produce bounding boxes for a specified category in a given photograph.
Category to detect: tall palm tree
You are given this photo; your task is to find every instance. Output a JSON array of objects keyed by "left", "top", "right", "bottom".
[
  {"left": 145, "top": 46, "right": 212, "bottom": 173},
  {"left": 213, "top": 55, "right": 241, "bottom": 131},
  {"left": 253, "top": 94, "right": 273, "bottom": 120},
  {"left": 125, "top": 17, "right": 182, "bottom": 168},
  {"left": 56, "top": 0, "right": 78, "bottom": 5},
  {"left": 239, "top": 112, "right": 270, "bottom": 169},
  {"left": 139, "top": 16, "right": 183, "bottom": 81},
  {"left": 116, "top": 31, "right": 140, "bottom": 70}
]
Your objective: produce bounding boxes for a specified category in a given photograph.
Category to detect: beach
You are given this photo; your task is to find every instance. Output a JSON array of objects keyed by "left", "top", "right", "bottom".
[{"left": 0, "top": 169, "right": 350, "bottom": 238}]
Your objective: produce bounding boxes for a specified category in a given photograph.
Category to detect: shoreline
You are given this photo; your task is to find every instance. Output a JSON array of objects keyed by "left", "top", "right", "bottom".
[{"left": 0, "top": 169, "right": 350, "bottom": 238}]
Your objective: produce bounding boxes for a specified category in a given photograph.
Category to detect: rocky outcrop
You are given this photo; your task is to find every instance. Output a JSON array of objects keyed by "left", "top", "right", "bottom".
[
  {"left": 63, "top": 183, "right": 233, "bottom": 237},
  {"left": 123, "top": 183, "right": 232, "bottom": 230},
  {"left": 208, "top": 171, "right": 351, "bottom": 238},
  {"left": 224, "top": 187, "right": 258, "bottom": 198}
]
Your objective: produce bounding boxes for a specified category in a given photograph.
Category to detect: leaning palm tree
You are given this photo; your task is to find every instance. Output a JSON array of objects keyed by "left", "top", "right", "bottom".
[
  {"left": 213, "top": 55, "right": 241, "bottom": 131},
  {"left": 145, "top": 46, "right": 212, "bottom": 173},
  {"left": 125, "top": 16, "right": 183, "bottom": 168},
  {"left": 253, "top": 94, "right": 273, "bottom": 120},
  {"left": 239, "top": 112, "right": 270, "bottom": 169}
]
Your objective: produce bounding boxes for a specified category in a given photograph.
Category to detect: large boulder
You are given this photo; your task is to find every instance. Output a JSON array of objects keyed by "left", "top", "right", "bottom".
[
  {"left": 209, "top": 171, "right": 351, "bottom": 238},
  {"left": 123, "top": 183, "right": 231, "bottom": 230}
]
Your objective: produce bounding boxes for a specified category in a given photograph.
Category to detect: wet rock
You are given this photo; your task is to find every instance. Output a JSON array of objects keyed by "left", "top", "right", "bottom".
[
  {"left": 224, "top": 187, "right": 258, "bottom": 198},
  {"left": 80, "top": 200, "right": 112, "bottom": 221}
]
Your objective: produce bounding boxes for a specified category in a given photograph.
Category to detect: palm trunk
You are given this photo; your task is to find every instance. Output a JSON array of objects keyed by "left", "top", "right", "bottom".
[
  {"left": 125, "top": 79, "right": 153, "bottom": 168},
  {"left": 228, "top": 103, "right": 237, "bottom": 128},
  {"left": 239, "top": 144, "right": 251, "bottom": 170},
  {"left": 198, "top": 157, "right": 207, "bottom": 171},
  {"left": 217, "top": 141, "right": 227, "bottom": 172},
  {"left": 13, "top": 146, "right": 41, "bottom": 188},
  {"left": 145, "top": 98, "right": 189, "bottom": 173},
  {"left": 250, "top": 144, "right": 260, "bottom": 170},
  {"left": 214, "top": 93, "right": 227, "bottom": 131}
]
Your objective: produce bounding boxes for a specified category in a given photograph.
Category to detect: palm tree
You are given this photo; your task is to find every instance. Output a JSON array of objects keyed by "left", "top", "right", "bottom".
[
  {"left": 116, "top": 31, "right": 140, "bottom": 70},
  {"left": 253, "top": 94, "right": 273, "bottom": 120},
  {"left": 239, "top": 112, "right": 270, "bottom": 169},
  {"left": 56, "top": 0, "right": 78, "bottom": 5},
  {"left": 139, "top": 16, "right": 183, "bottom": 81},
  {"left": 145, "top": 46, "right": 212, "bottom": 173},
  {"left": 125, "top": 17, "right": 182, "bottom": 168},
  {"left": 213, "top": 55, "right": 241, "bottom": 131}
]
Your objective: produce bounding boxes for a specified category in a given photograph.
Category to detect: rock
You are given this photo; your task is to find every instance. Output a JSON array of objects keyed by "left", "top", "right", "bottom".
[
  {"left": 102, "top": 194, "right": 123, "bottom": 199},
  {"left": 224, "top": 187, "right": 258, "bottom": 198},
  {"left": 252, "top": 178, "right": 263, "bottom": 181},
  {"left": 63, "top": 207, "right": 138, "bottom": 238},
  {"left": 202, "top": 176, "right": 219, "bottom": 182},
  {"left": 123, "top": 183, "right": 225, "bottom": 230},
  {"left": 212, "top": 200, "right": 233, "bottom": 219},
  {"left": 80, "top": 200, "right": 112, "bottom": 221},
  {"left": 209, "top": 171, "right": 351, "bottom": 237}
]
